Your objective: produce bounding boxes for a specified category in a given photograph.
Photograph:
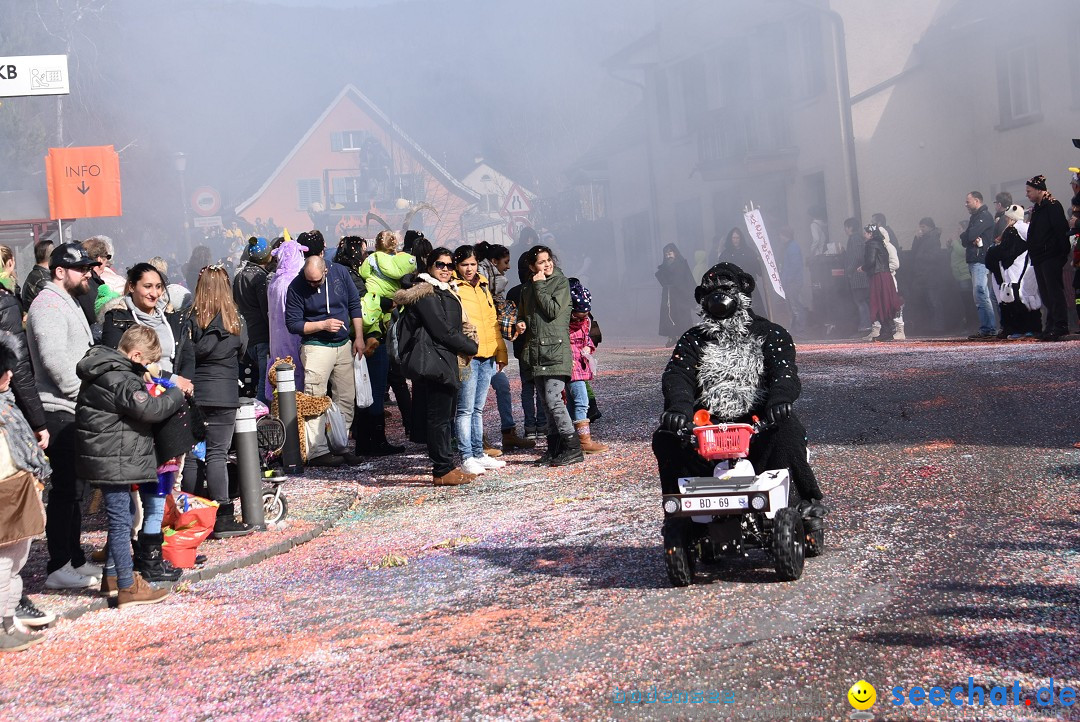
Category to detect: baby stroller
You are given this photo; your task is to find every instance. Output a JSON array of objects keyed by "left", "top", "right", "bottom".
[{"left": 193, "top": 401, "right": 290, "bottom": 524}]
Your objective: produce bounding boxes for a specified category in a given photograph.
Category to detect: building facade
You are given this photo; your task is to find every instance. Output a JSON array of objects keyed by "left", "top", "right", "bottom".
[{"left": 235, "top": 85, "right": 479, "bottom": 245}]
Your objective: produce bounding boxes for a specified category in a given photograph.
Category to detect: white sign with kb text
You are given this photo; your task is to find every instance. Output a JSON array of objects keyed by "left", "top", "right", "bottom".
[{"left": 0, "top": 55, "right": 70, "bottom": 97}]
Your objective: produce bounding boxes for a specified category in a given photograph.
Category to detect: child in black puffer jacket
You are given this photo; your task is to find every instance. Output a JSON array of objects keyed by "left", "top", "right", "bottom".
[{"left": 75, "top": 326, "right": 185, "bottom": 607}]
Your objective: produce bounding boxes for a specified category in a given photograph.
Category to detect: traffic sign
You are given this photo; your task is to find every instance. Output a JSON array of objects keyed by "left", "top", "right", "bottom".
[
  {"left": 191, "top": 186, "right": 221, "bottom": 217},
  {"left": 45, "top": 145, "right": 122, "bottom": 219},
  {"left": 501, "top": 184, "right": 532, "bottom": 216},
  {"left": 0, "top": 55, "right": 69, "bottom": 98},
  {"left": 193, "top": 215, "right": 223, "bottom": 228}
]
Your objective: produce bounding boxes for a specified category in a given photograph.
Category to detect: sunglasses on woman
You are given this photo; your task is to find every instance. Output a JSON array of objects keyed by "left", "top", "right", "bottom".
[{"left": 433, "top": 261, "right": 453, "bottom": 270}]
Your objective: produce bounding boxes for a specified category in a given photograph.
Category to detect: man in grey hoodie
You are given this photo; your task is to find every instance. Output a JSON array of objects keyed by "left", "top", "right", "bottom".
[{"left": 25, "top": 243, "right": 100, "bottom": 590}]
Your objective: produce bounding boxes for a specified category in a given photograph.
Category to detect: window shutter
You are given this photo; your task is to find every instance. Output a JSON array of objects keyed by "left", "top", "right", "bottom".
[{"left": 331, "top": 132, "right": 344, "bottom": 152}]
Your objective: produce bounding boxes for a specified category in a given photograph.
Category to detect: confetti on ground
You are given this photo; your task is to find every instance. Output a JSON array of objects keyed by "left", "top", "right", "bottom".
[{"left": 1, "top": 340, "right": 1078, "bottom": 721}]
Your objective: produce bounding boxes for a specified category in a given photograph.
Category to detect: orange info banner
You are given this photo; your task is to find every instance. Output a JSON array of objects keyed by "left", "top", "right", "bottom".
[{"left": 46, "top": 145, "right": 122, "bottom": 219}]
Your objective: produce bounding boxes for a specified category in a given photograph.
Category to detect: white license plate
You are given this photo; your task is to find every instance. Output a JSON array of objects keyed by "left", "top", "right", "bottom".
[{"left": 681, "top": 495, "right": 748, "bottom": 512}]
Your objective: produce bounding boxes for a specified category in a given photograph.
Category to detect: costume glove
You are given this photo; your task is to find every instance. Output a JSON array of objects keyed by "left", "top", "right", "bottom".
[
  {"left": 765, "top": 402, "right": 792, "bottom": 424},
  {"left": 660, "top": 411, "right": 690, "bottom": 433}
]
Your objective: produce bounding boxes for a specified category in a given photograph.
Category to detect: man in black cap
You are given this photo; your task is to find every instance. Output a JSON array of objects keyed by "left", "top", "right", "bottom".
[
  {"left": 233, "top": 236, "right": 273, "bottom": 403},
  {"left": 25, "top": 242, "right": 102, "bottom": 590},
  {"left": 1025, "top": 175, "right": 1071, "bottom": 340},
  {"left": 652, "top": 262, "right": 826, "bottom": 518}
]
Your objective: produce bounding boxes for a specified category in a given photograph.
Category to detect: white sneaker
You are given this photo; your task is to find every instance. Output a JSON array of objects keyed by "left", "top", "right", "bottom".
[
  {"left": 476, "top": 454, "right": 506, "bottom": 470},
  {"left": 45, "top": 562, "right": 98, "bottom": 590},
  {"left": 461, "top": 457, "right": 487, "bottom": 476},
  {"left": 73, "top": 562, "right": 103, "bottom": 580}
]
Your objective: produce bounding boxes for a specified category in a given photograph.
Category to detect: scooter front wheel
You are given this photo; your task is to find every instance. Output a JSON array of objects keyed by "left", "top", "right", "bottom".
[
  {"left": 772, "top": 508, "right": 806, "bottom": 581},
  {"left": 662, "top": 518, "right": 694, "bottom": 587}
]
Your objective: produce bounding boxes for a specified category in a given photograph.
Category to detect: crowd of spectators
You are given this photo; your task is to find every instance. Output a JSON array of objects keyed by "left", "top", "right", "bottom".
[{"left": 0, "top": 228, "right": 609, "bottom": 651}]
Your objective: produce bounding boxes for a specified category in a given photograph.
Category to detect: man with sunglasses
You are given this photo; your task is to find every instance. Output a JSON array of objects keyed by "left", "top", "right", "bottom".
[
  {"left": 25, "top": 243, "right": 102, "bottom": 590},
  {"left": 72, "top": 236, "right": 116, "bottom": 335}
]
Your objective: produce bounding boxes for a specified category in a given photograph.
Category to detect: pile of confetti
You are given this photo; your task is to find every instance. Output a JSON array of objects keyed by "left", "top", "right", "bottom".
[{"left": 1, "top": 340, "right": 1077, "bottom": 721}]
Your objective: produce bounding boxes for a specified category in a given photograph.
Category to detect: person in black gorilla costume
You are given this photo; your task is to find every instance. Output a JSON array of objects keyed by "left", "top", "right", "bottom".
[{"left": 651, "top": 261, "right": 826, "bottom": 518}]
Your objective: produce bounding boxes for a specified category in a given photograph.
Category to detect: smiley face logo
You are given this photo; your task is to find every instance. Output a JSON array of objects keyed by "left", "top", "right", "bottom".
[{"left": 847, "top": 680, "right": 877, "bottom": 711}]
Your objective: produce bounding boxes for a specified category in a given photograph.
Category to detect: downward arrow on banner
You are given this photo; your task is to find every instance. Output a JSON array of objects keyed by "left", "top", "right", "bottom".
[{"left": 77, "top": 181, "right": 90, "bottom": 195}]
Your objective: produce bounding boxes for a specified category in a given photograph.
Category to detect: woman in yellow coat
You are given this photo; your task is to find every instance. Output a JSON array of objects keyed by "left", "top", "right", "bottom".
[{"left": 452, "top": 245, "right": 508, "bottom": 477}]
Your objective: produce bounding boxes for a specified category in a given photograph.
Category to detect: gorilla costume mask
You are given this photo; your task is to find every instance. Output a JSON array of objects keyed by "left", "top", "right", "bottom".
[{"left": 694, "top": 262, "right": 755, "bottom": 322}]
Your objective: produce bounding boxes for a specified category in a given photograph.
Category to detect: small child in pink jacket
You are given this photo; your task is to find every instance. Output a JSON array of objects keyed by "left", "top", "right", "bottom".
[{"left": 567, "top": 279, "right": 607, "bottom": 454}]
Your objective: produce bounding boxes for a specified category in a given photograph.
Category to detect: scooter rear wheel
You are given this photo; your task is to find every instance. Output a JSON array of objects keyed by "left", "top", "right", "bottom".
[
  {"left": 662, "top": 518, "right": 694, "bottom": 587},
  {"left": 772, "top": 508, "right": 806, "bottom": 581},
  {"left": 262, "top": 491, "right": 288, "bottom": 524}
]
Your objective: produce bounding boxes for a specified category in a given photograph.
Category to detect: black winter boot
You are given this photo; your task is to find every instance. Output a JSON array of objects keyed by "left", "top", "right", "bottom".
[
  {"left": 534, "top": 434, "right": 562, "bottom": 466},
  {"left": 587, "top": 396, "right": 602, "bottom": 422},
  {"left": 212, "top": 503, "right": 255, "bottom": 539},
  {"left": 364, "top": 415, "right": 406, "bottom": 456},
  {"left": 551, "top": 432, "right": 585, "bottom": 467},
  {"left": 134, "top": 532, "right": 182, "bottom": 582}
]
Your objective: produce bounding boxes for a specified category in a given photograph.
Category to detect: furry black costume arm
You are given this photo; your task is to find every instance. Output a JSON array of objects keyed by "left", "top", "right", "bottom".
[
  {"left": 660, "top": 328, "right": 705, "bottom": 419},
  {"left": 760, "top": 324, "right": 801, "bottom": 408}
]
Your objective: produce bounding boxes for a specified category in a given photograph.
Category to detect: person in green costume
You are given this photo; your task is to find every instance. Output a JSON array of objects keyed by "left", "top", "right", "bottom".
[{"left": 355, "top": 230, "right": 415, "bottom": 455}]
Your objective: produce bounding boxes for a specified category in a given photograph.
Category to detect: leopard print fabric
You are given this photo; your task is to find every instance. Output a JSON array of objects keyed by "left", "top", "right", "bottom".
[{"left": 268, "top": 356, "right": 333, "bottom": 462}]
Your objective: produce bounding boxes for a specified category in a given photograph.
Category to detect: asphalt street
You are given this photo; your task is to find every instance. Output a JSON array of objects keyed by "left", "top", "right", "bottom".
[{"left": 1, "top": 340, "right": 1078, "bottom": 722}]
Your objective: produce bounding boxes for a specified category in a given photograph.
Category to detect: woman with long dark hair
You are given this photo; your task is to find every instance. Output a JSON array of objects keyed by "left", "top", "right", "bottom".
[
  {"left": 101, "top": 263, "right": 194, "bottom": 386},
  {"left": 100, "top": 262, "right": 195, "bottom": 581},
  {"left": 656, "top": 243, "right": 696, "bottom": 346},
  {"left": 517, "top": 245, "right": 582, "bottom": 466},
  {"left": 186, "top": 266, "right": 252, "bottom": 537},
  {"left": 393, "top": 248, "right": 479, "bottom": 485}
]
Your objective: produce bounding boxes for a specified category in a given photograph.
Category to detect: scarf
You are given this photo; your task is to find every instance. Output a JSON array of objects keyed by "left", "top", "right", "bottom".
[
  {"left": 0, "top": 390, "right": 51, "bottom": 481},
  {"left": 124, "top": 296, "right": 176, "bottom": 373}
]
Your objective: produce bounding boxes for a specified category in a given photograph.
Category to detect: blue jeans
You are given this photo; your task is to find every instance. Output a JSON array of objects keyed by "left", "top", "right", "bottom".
[
  {"left": 490, "top": 370, "right": 515, "bottom": 432},
  {"left": 245, "top": 342, "right": 269, "bottom": 405},
  {"left": 567, "top": 380, "right": 589, "bottom": 422},
  {"left": 455, "top": 358, "right": 497, "bottom": 459},
  {"left": 102, "top": 487, "right": 136, "bottom": 589},
  {"left": 139, "top": 488, "right": 166, "bottom": 535},
  {"left": 362, "top": 340, "right": 389, "bottom": 417},
  {"left": 969, "top": 262, "right": 997, "bottom": 334},
  {"left": 520, "top": 376, "right": 547, "bottom": 429}
]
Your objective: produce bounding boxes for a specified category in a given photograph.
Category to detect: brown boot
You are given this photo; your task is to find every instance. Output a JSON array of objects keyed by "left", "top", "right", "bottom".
[
  {"left": 501, "top": 428, "right": 536, "bottom": 449},
  {"left": 482, "top": 436, "right": 503, "bottom": 457},
  {"left": 100, "top": 574, "right": 118, "bottom": 598},
  {"left": 117, "top": 573, "right": 169, "bottom": 608},
  {"left": 574, "top": 420, "right": 608, "bottom": 454},
  {"left": 433, "top": 469, "right": 475, "bottom": 486}
]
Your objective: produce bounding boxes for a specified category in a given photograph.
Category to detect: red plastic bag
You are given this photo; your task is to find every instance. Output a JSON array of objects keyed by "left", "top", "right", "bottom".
[{"left": 162, "top": 493, "right": 217, "bottom": 568}]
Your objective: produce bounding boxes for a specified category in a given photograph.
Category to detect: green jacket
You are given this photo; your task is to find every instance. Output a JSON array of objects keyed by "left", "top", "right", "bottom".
[
  {"left": 360, "top": 251, "right": 417, "bottom": 337},
  {"left": 519, "top": 268, "right": 572, "bottom": 379}
]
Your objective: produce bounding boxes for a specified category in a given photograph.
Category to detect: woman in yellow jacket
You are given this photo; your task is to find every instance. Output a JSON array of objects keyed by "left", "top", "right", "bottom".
[{"left": 452, "top": 245, "right": 508, "bottom": 476}]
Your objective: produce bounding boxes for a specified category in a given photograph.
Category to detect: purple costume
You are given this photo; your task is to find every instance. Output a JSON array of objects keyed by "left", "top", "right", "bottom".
[{"left": 266, "top": 239, "right": 307, "bottom": 398}]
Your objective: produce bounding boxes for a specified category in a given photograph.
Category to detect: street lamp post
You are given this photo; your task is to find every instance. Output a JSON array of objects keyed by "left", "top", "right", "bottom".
[{"left": 174, "top": 151, "right": 192, "bottom": 253}]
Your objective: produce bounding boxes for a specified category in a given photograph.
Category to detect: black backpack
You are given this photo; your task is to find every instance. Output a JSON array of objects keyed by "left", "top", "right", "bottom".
[{"left": 387, "top": 306, "right": 412, "bottom": 367}]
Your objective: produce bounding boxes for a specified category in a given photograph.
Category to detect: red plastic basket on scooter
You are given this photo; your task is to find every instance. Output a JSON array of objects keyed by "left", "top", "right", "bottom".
[{"left": 693, "top": 423, "right": 754, "bottom": 460}]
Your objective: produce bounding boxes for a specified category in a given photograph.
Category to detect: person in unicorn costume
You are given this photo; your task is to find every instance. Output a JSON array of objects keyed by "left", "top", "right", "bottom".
[{"left": 266, "top": 233, "right": 308, "bottom": 399}]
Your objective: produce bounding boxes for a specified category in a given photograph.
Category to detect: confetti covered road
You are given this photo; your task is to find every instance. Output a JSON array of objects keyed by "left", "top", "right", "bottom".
[{"left": 2, "top": 340, "right": 1078, "bottom": 722}]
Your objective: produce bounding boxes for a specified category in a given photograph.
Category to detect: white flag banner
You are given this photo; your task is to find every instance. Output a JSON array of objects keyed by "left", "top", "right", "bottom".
[{"left": 743, "top": 208, "right": 785, "bottom": 299}]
